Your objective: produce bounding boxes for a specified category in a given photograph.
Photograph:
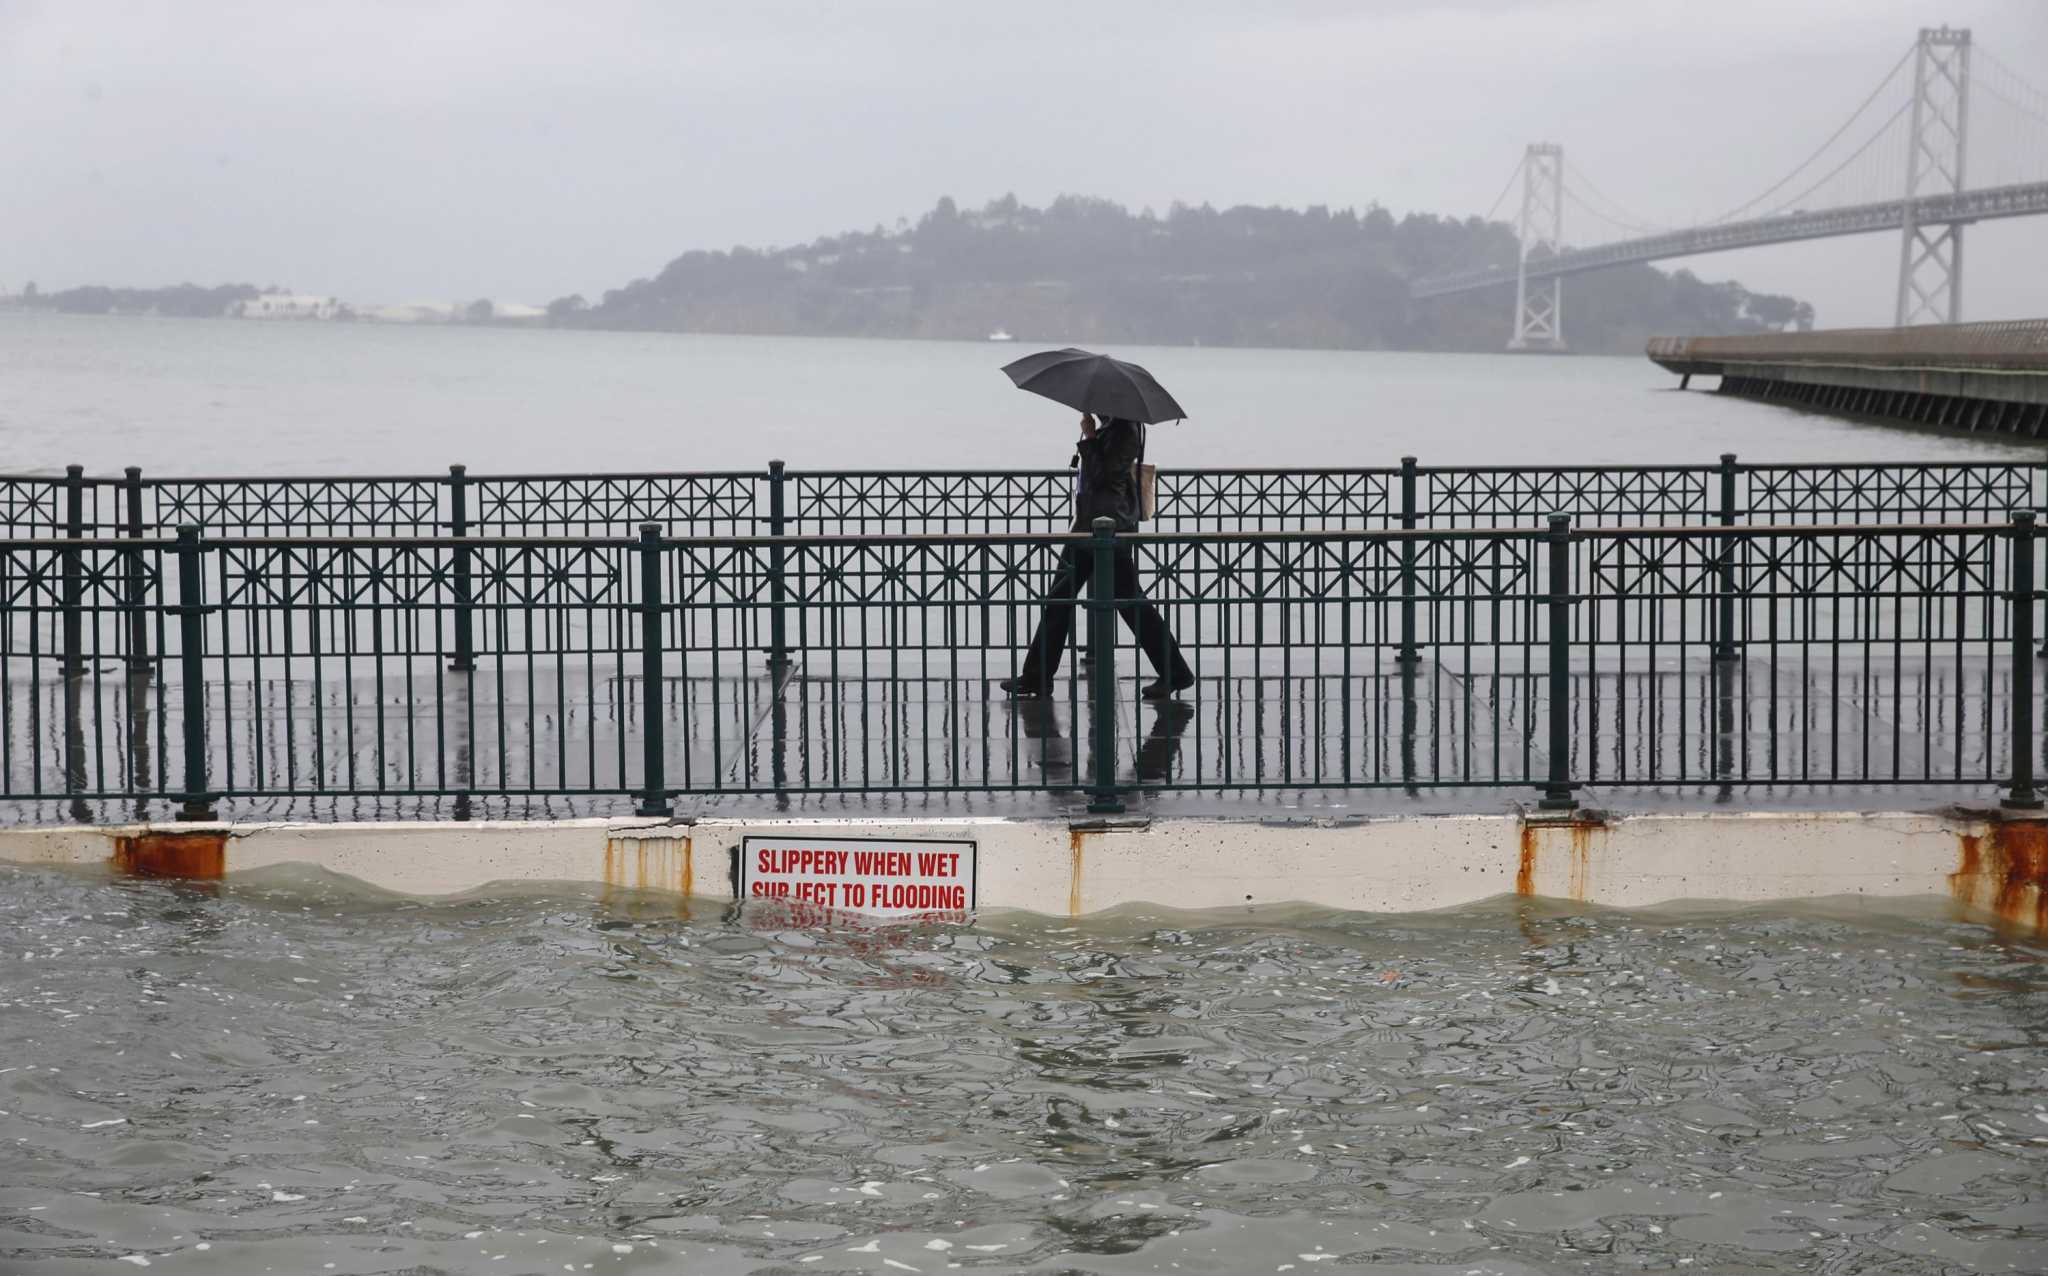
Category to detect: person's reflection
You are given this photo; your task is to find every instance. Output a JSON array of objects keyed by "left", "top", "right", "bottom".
[
  {"left": 1135, "top": 699, "right": 1194, "bottom": 785},
  {"left": 1010, "top": 696, "right": 1071, "bottom": 779}
]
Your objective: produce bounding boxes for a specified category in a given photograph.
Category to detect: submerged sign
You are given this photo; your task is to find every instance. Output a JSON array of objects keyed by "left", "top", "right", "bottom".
[{"left": 739, "top": 835, "right": 977, "bottom": 918}]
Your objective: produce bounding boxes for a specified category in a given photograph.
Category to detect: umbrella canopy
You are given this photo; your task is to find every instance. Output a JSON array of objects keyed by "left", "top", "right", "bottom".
[{"left": 1000, "top": 348, "right": 1186, "bottom": 424}]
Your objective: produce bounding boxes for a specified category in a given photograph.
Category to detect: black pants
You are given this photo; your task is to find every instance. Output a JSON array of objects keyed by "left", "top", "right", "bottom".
[{"left": 1018, "top": 544, "right": 1193, "bottom": 685}]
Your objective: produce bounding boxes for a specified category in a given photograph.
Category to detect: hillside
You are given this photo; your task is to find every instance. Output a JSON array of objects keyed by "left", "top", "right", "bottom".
[{"left": 558, "top": 194, "right": 1813, "bottom": 353}]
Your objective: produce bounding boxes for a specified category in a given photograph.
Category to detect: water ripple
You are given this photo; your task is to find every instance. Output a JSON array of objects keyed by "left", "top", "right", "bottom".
[{"left": 1, "top": 864, "right": 2043, "bottom": 1273}]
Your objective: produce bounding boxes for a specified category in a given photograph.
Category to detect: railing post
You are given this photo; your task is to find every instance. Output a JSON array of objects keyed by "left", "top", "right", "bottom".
[
  {"left": 2005, "top": 510, "right": 2041, "bottom": 811},
  {"left": 61, "top": 464, "right": 85, "bottom": 679},
  {"left": 766, "top": 459, "right": 791, "bottom": 673},
  {"left": 1086, "top": 517, "right": 1124, "bottom": 814},
  {"left": 173, "top": 525, "right": 216, "bottom": 822},
  {"left": 637, "top": 524, "right": 671, "bottom": 817},
  {"left": 1715, "top": 452, "right": 1739, "bottom": 663},
  {"left": 448, "top": 464, "right": 476, "bottom": 673},
  {"left": 1539, "top": 513, "right": 1578, "bottom": 812},
  {"left": 1398, "top": 455, "right": 1419, "bottom": 666},
  {"left": 122, "top": 467, "right": 151, "bottom": 675}
]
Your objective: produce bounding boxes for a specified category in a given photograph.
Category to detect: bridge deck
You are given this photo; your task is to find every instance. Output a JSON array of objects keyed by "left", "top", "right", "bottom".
[{"left": 1411, "top": 180, "right": 2048, "bottom": 299}]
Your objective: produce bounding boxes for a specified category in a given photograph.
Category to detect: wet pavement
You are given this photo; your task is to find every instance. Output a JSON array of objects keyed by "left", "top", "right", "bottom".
[{"left": 1, "top": 649, "right": 2024, "bottom": 824}]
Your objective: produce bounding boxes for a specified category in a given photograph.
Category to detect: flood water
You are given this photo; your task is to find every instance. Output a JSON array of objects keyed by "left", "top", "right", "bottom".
[{"left": 2, "top": 863, "right": 2043, "bottom": 1273}]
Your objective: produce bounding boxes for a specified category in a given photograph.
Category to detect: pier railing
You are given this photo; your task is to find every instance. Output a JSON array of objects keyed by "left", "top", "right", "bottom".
[
  {"left": 3, "top": 456, "right": 2041, "bottom": 545},
  {"left": 2, "top": 516, "right": 2039, "bottom": 819}
]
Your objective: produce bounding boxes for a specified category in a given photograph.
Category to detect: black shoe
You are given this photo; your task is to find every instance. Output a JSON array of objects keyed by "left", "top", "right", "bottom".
[
  {"left": 999, "top": 676, "right": 1047, "bottom": 698},
  {"left": 1141, "top": 671, "right": 1197, "bottom": 700}
]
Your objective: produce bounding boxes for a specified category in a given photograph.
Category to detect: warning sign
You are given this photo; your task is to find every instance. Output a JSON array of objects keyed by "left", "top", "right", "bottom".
[{"left": 739, "top": 835, "right": 977, "bottom": 919}]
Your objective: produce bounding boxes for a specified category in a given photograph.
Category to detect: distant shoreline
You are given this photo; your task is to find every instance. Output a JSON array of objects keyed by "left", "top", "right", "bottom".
[{"left": 2, "top": 307, "right": 1666, "bottom": 358}]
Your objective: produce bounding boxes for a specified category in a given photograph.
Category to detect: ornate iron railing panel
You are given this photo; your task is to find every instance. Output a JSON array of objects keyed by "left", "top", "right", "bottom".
[
  {"left": 7, "top": 461, "right": 2043, "bottom": 545},
  {"left": 1152, "top": 470, "right": 1396, "bottom": 533},
  {"left": 1422, "top": 466, "right": 1716, "bottom": 527},
  {"left": 1564, "top": 523, "right": 2015, "bottom": 791},
  {"left": 786, "top": 470, "right": 1072, "bottom": 535},
  {"left": 1740, "top": 464, "right": 2040, "bottom": 525},
  {"left": 467, "top": 472, "right": 760, "bottom": 537},
  {"left": 146, "top": 477, "right": 445, "bottom": 537},
  {"left": 0, "top": 539, "right": 171, "bottom": 810},
  {"left": 3, "top": 517, "right": 2038, "bottom": 819},
  {"left": 0, "top": 478, "right": 68, "bottom": 537},
  {"left": 1122, "top": 529, "right": 1546, "bottom": 792}
]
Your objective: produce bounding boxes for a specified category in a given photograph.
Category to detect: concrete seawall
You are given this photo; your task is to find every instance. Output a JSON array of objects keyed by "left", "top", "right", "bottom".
[
  {"left": 5, "top": 809, "right": 2044, "bottom": 936},
  {"left": 1648, "top": 320, "right": 2048, "bottom": 436}
]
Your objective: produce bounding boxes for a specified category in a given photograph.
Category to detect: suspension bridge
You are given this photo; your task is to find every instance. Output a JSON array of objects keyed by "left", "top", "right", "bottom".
[{"left": 1411, "top": 27, "right": 2048, "bottom": 350}]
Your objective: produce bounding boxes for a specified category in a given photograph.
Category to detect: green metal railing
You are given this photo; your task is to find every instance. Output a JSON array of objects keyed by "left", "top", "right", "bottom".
[
  {"left": 2, "top": 512, "right": 2040, "bottom": 819},
  {"left": 5, "top": 456, "right": 2040, "bottom": 678},
  {"left": 6, "top": 455, "right": 2040, "bottom": 540}
]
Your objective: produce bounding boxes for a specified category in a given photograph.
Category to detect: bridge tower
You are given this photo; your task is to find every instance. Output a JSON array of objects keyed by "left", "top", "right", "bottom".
[
  {"left": 1509, "top": 143, "right": 1566, "bottom": 351},
  {"left": 1895, "top": 26, "right": 1971, "bottom": 326}
]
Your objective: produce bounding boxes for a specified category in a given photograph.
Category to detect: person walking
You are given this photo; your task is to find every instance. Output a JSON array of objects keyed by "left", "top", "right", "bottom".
[{"left": 1000, "top": 411, "right": 1195, "bottom": 700}]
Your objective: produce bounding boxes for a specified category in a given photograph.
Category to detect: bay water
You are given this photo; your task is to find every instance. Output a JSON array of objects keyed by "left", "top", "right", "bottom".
[{"left": 2, "top": 313, "right": 2036, "bottom": 477}]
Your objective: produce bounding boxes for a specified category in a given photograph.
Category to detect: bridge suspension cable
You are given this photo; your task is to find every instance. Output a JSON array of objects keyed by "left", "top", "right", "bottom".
[
  {"left": 1699, "top": 46, "right": 1915, "bottom": 226},
  {"left": 1972, "top": 49, "right": 2048, "bottom": 188},
  {"left": 1753, "top": 99, "right": 1913, "bottom": 219},
  {"left": 1478, "top": 155, "right": 1526, "bottom": 224},
  {"left": 1546, "top": 44, "right": 1921, "bottom": 251},
  {"left": 1977, "top": 50, "right": 2048, "bottom": 128},
  {"left": 1560, "top": 170, "right": 1673, "bottom": 236}
]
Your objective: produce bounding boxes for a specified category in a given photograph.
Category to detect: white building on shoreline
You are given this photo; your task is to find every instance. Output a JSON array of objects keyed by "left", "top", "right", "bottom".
[{"left": 234, "top": 294, "right": 345, "bottom": 320}]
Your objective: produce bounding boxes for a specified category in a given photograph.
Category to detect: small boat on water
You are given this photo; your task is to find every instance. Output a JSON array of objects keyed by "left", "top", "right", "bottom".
[{"left": 987, "top": 329, "right": 1014, "bottom": 342}]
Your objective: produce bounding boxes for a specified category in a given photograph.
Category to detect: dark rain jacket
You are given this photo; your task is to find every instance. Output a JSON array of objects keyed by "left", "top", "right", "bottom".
[{"left": 1070, "top": 419, "right": 1145, "bottom": 532}]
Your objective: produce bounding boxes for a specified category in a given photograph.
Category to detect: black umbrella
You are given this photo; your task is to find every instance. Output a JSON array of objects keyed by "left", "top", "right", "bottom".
[{"left": 1000, "top": 347, "right": 1186, "bottom": 424}]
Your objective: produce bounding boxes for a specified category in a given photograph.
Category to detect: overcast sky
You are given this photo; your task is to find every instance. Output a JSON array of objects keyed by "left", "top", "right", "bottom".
[{"left": 2, "top": 0, "right": 2044, "bottom": 327}]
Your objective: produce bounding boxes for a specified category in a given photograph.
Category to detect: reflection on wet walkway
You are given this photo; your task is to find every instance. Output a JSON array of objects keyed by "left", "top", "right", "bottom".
[{"left": 0, "top": 651, "right": 2022, "bottom": 822}]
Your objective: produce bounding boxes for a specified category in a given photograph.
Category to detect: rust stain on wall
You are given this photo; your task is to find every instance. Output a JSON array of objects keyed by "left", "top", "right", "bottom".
[
  {"left": 1567, "top": 823, "right": 1594, "bottom": 903},
  {"left": 112, "top": 830, "right": 227, "bottom": 880},
  {"left": 602, "top": 834, "right": 694, "bottom": 915},
  {"left": 1516, "top": 817, "right": 1607, "bottom": 902},
  {"left": 1952, "top": 823, "right": 2048, "bottom": 934},
  {"left": 1068, "top": 829, "right": 1088, "bottom": 918}
]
